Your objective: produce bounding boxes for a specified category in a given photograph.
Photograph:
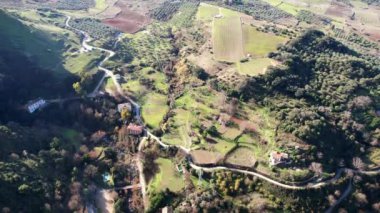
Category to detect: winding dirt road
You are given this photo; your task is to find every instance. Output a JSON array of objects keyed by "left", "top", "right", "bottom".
[{"left": 64, "top": 15, "right": 380, "bottom": 212}]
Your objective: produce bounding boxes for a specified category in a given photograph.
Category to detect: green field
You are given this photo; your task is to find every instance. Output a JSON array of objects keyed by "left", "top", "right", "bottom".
[
  {"left": 237, "top": 58, "right": 276, "bottom": 76},
  {"left": 225, "top": 146, "right": 257, "bottom": 167},
  {"left": 197, "top": 3, "right": 219, "bottom": 21},
  {"left": 63, "top": 51, "right": 101, "bottom": 73},
  {"left": 213, "top": 17, "right": 244, "bottom": 62},
  {"left": 162, "top": 109, "right": 194, "bottom": 148},
  {"left": 242, "top": 24, "right": 287, "bottom": 57},
  {"left": 148, "top": 158, "right": 185, "bottom": 193},
  {"left": 142, "top": 93, "right": 169, "bottom": 129}
]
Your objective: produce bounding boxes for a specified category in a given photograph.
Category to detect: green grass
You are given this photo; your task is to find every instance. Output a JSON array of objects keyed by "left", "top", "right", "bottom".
[
  {"left": 148, "top": 158, "right": 185, "bottom": 193},
  {"left": 197, "top": 3, "right": 220, "bottom": 21},
  {"left": 213, "top": 16, "right": 244, "bottom": 62},
  {"left": 0, "top": 11, "right": 67, "bottom": 75},
  {"left": 242, "top": 24, "right": 287, "bottom": 57},
  {"left": 141, "top": 68, "right": 169, "bottom": 94},
  {"left": 122, "top": 80, "right": 147, "bottom": 98},
  {"left": 277, "top": 2, "right": 302, "bottom": 16},
  {"left": 220, "top": 7, "right": 242, "bottom": 18},
  {"left": 94, "top": 0, "right": 107, "bottom": 10},
  {"left": 63, "top": 51, "right": 101, "bottom": 73},
  {"left": 211, "top": 138, "right": 236, "bottom": 155},
  {"left": 237, "top": 58, "right": 276, "bottom": 76},
  {"left": 104, "top": 77, "right": 115, "bottom": 91},
  {"left": 142, "top": 93, "right": 169, "bottom": 129},
  {"left": 163, "top": 87, "right": 223, "bottom": 147},
  {"left": 367, "top": 148, "right": 380, "bottom": 168},
  {"left": 61, "top": 129, "right": 82, "bottom": 150},
  {"left": 225, "top": 146, "right": 257, "bottom": 167},
  {"left": 162, "top": 109, "right": 194, "bottom": 148}
]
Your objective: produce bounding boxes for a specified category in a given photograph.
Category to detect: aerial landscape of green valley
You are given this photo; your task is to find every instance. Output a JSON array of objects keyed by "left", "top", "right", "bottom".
[{"left": 0, "top": 0, "right": 379, "bottom": 212}]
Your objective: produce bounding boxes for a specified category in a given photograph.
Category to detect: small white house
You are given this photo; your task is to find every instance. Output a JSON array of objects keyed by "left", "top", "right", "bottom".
[
  {"left": 27, "top": 99, "right": 47, "bottom": 113},
  {"left": 117, "top": 103, "right": 132, "bottom": 113},
  {"left": 269, "top": 151, "right": 289, "bottom": 166}
]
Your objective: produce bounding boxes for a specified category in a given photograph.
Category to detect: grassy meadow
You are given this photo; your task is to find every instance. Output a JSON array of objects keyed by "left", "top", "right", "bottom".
[
  {"left": 242, "top": 24, "right": 287, "bottom": 57},
  {"left": 148, "top": 158, "right": 185, "bottom": 193}
]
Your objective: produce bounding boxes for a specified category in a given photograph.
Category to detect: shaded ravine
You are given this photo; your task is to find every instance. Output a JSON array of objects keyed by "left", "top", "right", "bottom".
[{"left": 64, "top": 15, "right": 380, "bottom": 211}]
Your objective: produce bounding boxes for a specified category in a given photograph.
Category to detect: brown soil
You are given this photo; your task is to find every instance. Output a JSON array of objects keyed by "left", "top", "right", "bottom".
[
  {"left": 102, "top": 0, "right": 165, "bottom": 33},
  {"left": 190, "top": 150, "right": 223, "bottom": 165},
  {"left": 103, "top": 9, "right": 150, "bottom": 33},
  {"left": 325, "top": 1, "right": 352, "bottom": 18}
]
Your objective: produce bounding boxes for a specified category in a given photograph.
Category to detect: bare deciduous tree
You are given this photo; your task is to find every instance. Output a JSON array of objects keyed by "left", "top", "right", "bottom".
[
  {"left": 309, "top": 162, "right": 323, "bottom": 176},
  {"left": 352, "top": 157, "right": 365, "bottom": 170}
]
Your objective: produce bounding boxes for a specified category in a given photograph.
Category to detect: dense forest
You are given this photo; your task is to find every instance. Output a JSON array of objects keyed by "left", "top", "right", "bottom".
[{"left": 241, "top": 30, "right": 379, "bottom": 170}]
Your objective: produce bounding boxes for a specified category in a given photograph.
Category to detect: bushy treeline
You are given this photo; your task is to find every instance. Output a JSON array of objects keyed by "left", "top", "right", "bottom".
[
  {"left": 54, "top": 0, "right": 95, "bottom": 10},
  {"left": 360, "top": 0, "right": 380, "bottom": 5},
  {"left": 297, "top": 10, "right": 331, "bottom": 25},
  {"left": 0, "top": 0, "right": 95, "bottom": 10},
  {"left": 332, "top": 28, "right": 380, "bottom": 50},
  {"left": 238, "top": 30, "right": 379, "bottom": 167},
  {"left": 215, "top": 0, "right": 293, "bottom": 22}
]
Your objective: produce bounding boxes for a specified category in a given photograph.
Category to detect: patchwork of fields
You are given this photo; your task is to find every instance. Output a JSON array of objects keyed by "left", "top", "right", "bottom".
[{"left": 198, "top": 3, "right": 287, "bottom": 76}]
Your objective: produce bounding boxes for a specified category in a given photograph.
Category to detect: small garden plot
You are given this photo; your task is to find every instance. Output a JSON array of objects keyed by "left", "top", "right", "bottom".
[
  {"left": 213, "top": 16, "right": 244, "bottom": 62},
  {"left": 218, "top": 125, "right": 242, "bottom": 141},
  {"left": 242, "top": 24, "right": 287, "bottom": 57},
  {"left": 210, "top": 137, "right": 236, "bottom": 155},
  {"left": 237, "top": 58, "right": 277, "bottom": 76},
  {"left": 190, "top": 150, "right": 223, "bottom": 165},
  {"left": 225, "top": 147, "right": 257, "bottom": 168},
  {"left": 197, "top": 3, "right": 220, "bottom": 21},
  {"left": 141, "top": 93, "right": 169, "bottom": 129},
  {"left": 148, "top": 158, "right": 185, "bottom": 193}
]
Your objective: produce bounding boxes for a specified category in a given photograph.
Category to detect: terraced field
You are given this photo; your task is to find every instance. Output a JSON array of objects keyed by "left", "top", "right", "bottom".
[{"left": 142, "top": 93, "right": 169, "bottom": 130}]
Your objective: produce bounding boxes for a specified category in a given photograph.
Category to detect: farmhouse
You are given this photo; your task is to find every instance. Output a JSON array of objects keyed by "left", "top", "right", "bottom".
[
  {"left": 127, "top": 124, "right": 144, "bottom": 136},
  {"left": 27, "top": 98, "right": 47, "bottom": 113},
  {"left": 117, "top": 102, "right": 132, "bottom": 113},
  {"left": 269, "top": 151, "right": 289, "bottom": 166}
]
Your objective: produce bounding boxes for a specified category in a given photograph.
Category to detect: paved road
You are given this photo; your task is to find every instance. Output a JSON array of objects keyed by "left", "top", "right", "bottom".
[{"left": 325, "top": 178, "right": 353, "bottom": 213}]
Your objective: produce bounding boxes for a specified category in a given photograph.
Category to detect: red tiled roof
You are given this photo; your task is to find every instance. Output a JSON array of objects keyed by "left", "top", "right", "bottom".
[{"left": 127, "top": 124, "right": 143, "bottom": 135}]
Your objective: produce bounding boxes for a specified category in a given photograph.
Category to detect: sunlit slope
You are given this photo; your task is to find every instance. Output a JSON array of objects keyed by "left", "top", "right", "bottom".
[{"left": 0, "top": 11, "right": 67, "bottom": 75}]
